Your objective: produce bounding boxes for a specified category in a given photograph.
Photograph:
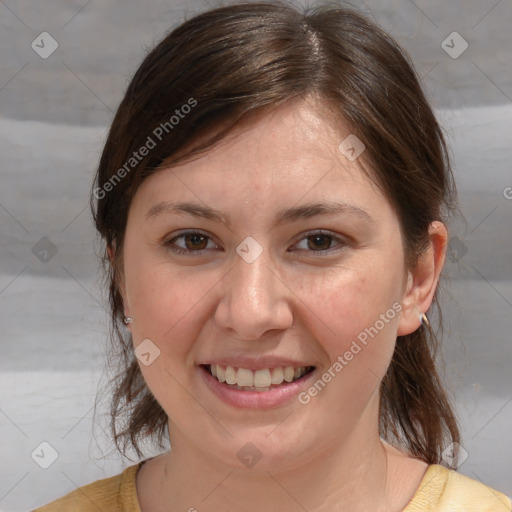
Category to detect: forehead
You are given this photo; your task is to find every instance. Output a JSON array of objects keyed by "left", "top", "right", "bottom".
[{"left": 131, "top": 97, "right": 385, "bottom": 217}]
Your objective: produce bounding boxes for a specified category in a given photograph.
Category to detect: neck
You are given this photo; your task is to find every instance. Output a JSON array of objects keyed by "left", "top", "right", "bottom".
[{"left": 143, "top": 398, "right": 402, "bottom": 512}]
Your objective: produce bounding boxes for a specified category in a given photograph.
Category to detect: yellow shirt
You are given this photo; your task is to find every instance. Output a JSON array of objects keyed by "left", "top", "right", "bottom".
[{"left": 33, "top": 461, "right": 511, "bottom": 511}]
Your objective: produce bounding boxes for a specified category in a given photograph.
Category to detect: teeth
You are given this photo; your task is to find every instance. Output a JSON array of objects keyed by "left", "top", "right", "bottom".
[
  {"left": 236, "top": 367, "right": 254, "bottom": 387},
  {"left": 253, "top": 369, "right": 272, "bottom": 387},
  {"left": 216, "top": 365, "right": 226, "bottom": 383},
  {"left": 225, "top": 366, "right": 237, "bottom": 385},
  {"left": 271, "top": 367, "right": 283, "bottom": 384},
  {"left": 283, "top": 366, "right": 295, "bottom": 382},
  {"left": 294, "top": 367, "right": 306, "bottom": 379},
  {"left": 208, "top": 364, "right": 310, "bottom": 388}
]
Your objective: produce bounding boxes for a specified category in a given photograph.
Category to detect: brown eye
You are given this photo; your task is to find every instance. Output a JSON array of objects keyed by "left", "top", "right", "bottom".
[
  {"left": 165, "top": 231, "right": 217, "bottom": 254},
  {"left": 293, "top": 230, "right": 347, "bottom": 254},
  {"left": 183, "top": 233, "right": 208, "bottom": 250},
  {"left": 306, "top": 234, "right": 333, "bottom": 251}
]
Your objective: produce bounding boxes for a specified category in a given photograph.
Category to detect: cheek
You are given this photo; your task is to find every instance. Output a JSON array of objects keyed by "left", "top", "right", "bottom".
[
  {"left": 291, "top": 258, "right": 402, "bottom": 375},
  {"left": 124, "top": 253, "right": 219, "bottom": 359},
  {"left": 123, "top": 259, "right": 218, "bottom": 410},
  {"left": 290, "top": 268, "right": 401, "bottom": 424},
  {"left": 297, "top": 259, "right": 401, "bottom": 331},
  {"left": 129, "top": 267, "right": 191, "bottom": 325}
]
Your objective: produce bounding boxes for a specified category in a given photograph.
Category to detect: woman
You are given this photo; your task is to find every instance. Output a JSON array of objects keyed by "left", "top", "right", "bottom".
[{"left": 35, "top": 1, "right": 511, "bottom": 510}]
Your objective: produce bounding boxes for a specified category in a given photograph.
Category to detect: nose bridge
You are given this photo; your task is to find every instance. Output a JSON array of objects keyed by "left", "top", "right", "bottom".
[
  {"left": 236, "top": 247, "right": 274, "bottom": 306},
  {"left": 215, "top": 240, "right": 293, "bottom": 339}
]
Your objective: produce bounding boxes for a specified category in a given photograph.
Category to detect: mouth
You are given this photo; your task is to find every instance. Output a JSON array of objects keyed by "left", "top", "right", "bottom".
[{"left": 200, "top": 364, "right": 315, "bottom": 392}]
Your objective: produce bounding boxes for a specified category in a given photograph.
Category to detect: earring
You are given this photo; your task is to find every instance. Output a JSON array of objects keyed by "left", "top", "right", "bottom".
[
  {"left": 124, "top": 316, "right": 133, "bottom": 324},
  {"left": 419, "top": 312, "right": 430, "bottom": 327}
]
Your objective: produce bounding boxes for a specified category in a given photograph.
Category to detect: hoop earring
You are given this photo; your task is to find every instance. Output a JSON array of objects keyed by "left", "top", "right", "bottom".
[
  {"left": 419, "top": 312, "right": 430, "bottom": 327},
  {"left": 124, "top": 317, "right": 133, "bottom": 324}
]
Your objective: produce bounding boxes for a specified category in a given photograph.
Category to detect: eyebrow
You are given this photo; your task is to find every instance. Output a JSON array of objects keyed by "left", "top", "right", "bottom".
[{"left": 145, "top": 200, "right": 374, "bottom": 228}]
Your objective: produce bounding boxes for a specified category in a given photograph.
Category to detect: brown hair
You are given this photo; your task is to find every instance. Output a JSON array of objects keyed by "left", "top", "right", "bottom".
[{"left": 91, "top": 0, "right": 460, "bottom": 464}]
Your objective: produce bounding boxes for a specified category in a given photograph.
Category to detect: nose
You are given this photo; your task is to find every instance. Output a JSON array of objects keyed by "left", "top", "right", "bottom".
[{"left": 214, "top": 245, "right": 294, "bottom": 340}]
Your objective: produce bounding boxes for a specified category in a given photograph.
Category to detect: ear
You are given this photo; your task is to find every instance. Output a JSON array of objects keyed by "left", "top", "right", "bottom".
[
  {"left": 107, "top": 242, "right": 132, "bottom": 324},
  {"left": 397, "top": 221, "right": 447, "bottom": 336}
]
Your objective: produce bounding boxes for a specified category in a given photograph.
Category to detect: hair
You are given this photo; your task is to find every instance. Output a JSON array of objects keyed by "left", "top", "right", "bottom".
[{"left": 91, "top": 0, "right": 460, "bottom": 464}]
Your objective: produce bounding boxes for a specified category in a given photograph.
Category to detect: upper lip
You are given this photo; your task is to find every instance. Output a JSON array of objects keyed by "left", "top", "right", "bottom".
[{"left": 199, "top": 356, "right": 314, "bottom": 371}]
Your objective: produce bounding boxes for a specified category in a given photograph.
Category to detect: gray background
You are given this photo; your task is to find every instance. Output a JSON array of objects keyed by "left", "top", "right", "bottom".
[{"left": 0, "top": 0, "right": 511, "bottom": 510}]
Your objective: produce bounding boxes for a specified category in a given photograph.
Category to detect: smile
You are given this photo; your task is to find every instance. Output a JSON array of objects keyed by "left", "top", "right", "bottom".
[{"left": 201, "top": 363, "right": 315, "bottom": 392}]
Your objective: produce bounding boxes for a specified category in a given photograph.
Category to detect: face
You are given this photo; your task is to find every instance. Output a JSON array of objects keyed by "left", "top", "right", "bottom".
[{"left": 121, "top": 97, "right": 414, "bottom": 471}]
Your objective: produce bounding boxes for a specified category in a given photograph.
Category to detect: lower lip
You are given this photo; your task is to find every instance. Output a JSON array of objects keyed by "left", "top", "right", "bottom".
[{"left": 198, "top": 366, "right": 316, "bottom": 409}]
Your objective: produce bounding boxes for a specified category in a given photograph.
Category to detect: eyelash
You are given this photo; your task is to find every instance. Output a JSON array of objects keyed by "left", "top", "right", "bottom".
[{"left": 163, "top": 230, "right": 348, "bottom": 256}]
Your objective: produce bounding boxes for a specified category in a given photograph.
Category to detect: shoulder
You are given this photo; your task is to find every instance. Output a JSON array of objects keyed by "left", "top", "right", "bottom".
[
  {"left": 32, "top": 462, "right": 143, "bottom": 512},
  {"left": 405, "top": 464, "right": 512, "bottom": 511}
]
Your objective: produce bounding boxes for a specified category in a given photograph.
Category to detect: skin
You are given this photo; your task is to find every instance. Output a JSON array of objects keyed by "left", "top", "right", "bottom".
[{"left": 118, "top": 96, "right": 447, "bottom": 511}]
